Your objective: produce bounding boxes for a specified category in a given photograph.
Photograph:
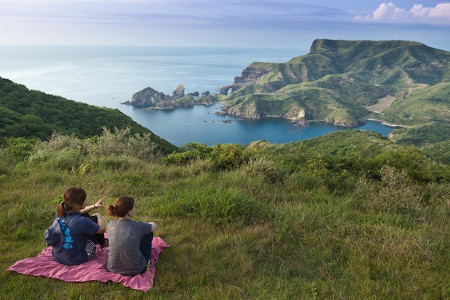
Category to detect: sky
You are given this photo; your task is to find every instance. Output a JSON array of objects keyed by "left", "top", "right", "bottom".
[{"left": 0, "top": 0, "right": 449, "bottom": 50}]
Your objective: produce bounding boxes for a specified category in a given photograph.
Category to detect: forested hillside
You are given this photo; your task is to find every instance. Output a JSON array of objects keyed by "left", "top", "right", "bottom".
[{"left": 0, "top": 77, "right": 176, "bottom": 153}]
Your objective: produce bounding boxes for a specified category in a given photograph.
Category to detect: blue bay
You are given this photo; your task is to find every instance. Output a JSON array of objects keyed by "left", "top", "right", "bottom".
[{"left": 0, "top": 46, "right": 394, "bottom": 146}]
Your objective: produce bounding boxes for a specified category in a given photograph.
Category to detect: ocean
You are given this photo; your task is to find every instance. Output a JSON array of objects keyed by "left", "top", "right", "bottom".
[{"left": 0, "top": 46, "right": 393, "bottom": 146}]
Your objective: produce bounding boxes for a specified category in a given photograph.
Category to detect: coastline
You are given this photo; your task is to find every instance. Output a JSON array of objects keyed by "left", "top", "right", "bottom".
[
  {"left": 123, "top": 100, "right": 218, "bottom": 111},
  {"left": 217, "top": 102, "right": 400, "bottom": 129},
  {"left": 366, "top": 118, "right": 408, "bottom": 128},
  {"left": 128, "top": 99, "right": 402, "bottom": 135}
]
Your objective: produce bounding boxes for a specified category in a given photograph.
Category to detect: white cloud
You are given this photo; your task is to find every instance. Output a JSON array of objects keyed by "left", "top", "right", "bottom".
[{"left": 355, "top": 2, "right": 450, "bottom": 25}]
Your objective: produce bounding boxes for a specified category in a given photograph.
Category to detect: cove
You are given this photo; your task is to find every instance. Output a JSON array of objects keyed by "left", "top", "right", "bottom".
[{"left": 121, "top": 104, "right": 395, "bottom": 147}]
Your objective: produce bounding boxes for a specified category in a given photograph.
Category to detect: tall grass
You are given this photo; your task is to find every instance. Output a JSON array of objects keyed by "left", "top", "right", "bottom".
[{"left": 0, "top": 133, "right": 448, "bottom": 299}]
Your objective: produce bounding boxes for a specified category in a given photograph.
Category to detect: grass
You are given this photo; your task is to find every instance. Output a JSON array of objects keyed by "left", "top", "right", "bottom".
[{"left": 0, "top": 132, "right": 449, "bottom": 299}]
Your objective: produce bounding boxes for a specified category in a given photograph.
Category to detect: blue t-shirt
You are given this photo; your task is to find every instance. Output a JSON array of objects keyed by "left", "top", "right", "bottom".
[{"left": 52, "top": 212, "right": 100, "bottom": 266}]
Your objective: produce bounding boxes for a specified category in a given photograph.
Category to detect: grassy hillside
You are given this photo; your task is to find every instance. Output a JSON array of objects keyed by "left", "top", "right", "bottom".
[
  {"left": 377, "top": 82, "right": 450, "bottom": 162},
  {"left": 1, "top": 131, "right": 448, "bottom": 298},
  {"left": 0, "top": 77, "right": 176, "bottom": 153},
  {"left": 264, "top": 130, "right": 397, "bottom": 156},
  {"left": 218, "top": 39, "right": 449, "bottom": 130},
  {"left": 380, "top": 82, "right": 450, "bottom": 126}
]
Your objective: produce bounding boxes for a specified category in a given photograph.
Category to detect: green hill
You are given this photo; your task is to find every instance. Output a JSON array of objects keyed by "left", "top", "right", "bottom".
[
  {"left": 0, "top": 77, "right": 176, "bottom": 153},
  {"left": 218, "top": 39, "right": 449, "bottom": 130},
  {"left": 1, "top": 129, "right": 448, "bottom": 298},
  {"left": 263, "top": 130, "right": 397, "bottom": 156}
]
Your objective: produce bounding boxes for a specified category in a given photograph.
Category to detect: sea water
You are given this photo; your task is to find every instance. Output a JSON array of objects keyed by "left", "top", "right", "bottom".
[{"left": 0, "top": 46, "right": 394, "bottom": 146}]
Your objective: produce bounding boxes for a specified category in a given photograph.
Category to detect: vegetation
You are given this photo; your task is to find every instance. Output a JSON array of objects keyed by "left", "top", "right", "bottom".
[
  {"left": 0, "top": 77, "right": 176, "bottom": 153},
  {"left": 0, "top": 41, "right": 448, "bottom": 298},
  {"left": 380, "top": 82, "right": 450, "bottom": 126},
  {"left": 1, "top": 130, "right": 448, "bottom": 299},
  {"left": 377, "top": 82, "right": 450, "bottom": 162},
  {"left": 218, "top": 39, "right": 449, "bottom": 131}
]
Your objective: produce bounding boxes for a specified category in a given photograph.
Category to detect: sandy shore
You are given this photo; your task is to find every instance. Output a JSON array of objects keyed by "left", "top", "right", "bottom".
[{"left": 367, "top": 118, "right": 409, "bottom": 128}]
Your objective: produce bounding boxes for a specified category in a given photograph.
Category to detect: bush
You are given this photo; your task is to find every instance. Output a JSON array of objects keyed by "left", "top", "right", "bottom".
[
  {"left": 34, "top": 132, "right": 88, "bottom": 153},
  {"left": 91, "top": 155, "right": 142, "bottom": 171},
  {"left": 2, "top": 137, "right": 40, "bottom": 160},
  {"left": 90, "top": 127, "right": 157, "bottom": 160},
  {"left": 164, "top": 142, "right": 261, "bottom": 171},
  {"left": 34, "top": 128, "right": 159, "bottom": 162},
  {"left": 243, "top": 157, "right": 287, "bottom": 184},
  {"left": 356, "top": 165, "right": 421, "bottom": 213},
  {"left": 209, "top": 144, "right": 249, "bottom": 170},
  {"left": 28, "top": 149, "right": 85, "bottom": 171},
  {"left": 164, "top": 143, "right": 212, "bottom": 165},
  {"left": 368, "top": 147, "right": 436, "bottom": 182}
]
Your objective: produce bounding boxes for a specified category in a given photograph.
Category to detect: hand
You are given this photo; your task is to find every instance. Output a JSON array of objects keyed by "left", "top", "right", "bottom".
[{"left": 94, "top": 196, "right": 106, "bottom": 208}]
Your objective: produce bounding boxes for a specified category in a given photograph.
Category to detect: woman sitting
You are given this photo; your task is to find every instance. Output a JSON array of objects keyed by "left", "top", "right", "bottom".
[
  {"left": 106, "top": 196, "right": 157, "bottom": 276},
  {"left": 45, "top": 186, "right": 106, "bottom": 266}
]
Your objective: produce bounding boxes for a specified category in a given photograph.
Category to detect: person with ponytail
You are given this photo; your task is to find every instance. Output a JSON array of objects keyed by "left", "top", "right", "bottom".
[
  {"left": 106, "top": 196, "right": 157, "bottom": 276},
  {"left": 45, "top": 186, "right": 106, "bottom": 266}
]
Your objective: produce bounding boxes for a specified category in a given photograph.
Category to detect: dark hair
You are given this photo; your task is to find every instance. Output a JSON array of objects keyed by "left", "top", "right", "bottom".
[
  {"left": 108, "top": 196, "right": 135, "bottom": 218},
  {"left": 57, "top": 186, "right": 87, "bottom": 217}
]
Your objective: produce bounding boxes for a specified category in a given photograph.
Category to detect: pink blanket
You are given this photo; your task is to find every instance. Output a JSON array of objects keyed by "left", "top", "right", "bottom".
[{"left": 8, "top": 237, "right": 169, "bottom": 292}]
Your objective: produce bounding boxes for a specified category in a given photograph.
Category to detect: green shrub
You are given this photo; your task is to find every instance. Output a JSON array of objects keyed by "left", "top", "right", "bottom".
[
  {"left": 243, "top": 157, "right": 287, "bottom": 184},
  {"left": 356, "top": 165, "right": 421, "bottom": 213},
  {"left": 27, "top": 149, "right": 57, "bottom": 165},
  {"left": 90, "top": 127, "right": 158, "bottom": 160},
  {"left": 91, "top": 155, "right": 142, "bottom": 171},
  {"left": 164, "top": 142, "right": 261, "bottom": 171},
  {"left": 28, "top": 149, "right": 84, "bottom": 171},
  {"left": 368, "top": 147, "right": 437, "bottom": 182},
  {"left": 209, "top": 144, "right": 249, "bottom": 170},
  {"left": 34, "top": 132, "right": 88, "bottom": 153},
  {"left": 35, "top": 128, "right": 159, "bottom": 162},
  {"left": 2, "top": 137, "right": 40, "bottom": 160},
  {"left": 164, "top": 143, "right": 213, "bottom": 165}
]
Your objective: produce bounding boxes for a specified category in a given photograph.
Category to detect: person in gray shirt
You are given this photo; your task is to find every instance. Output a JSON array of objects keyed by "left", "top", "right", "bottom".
[{"left": 106, "top": 196, "right": 157, "bottom": 276}]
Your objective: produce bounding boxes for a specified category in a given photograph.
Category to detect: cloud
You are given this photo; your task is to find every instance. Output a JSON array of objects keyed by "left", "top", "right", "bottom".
[
  {"left": 0, "top": 0, "right": 350, "bottom": 29},
  {"left": 355, "top": 2, "right": 450, "bottom": 25}
]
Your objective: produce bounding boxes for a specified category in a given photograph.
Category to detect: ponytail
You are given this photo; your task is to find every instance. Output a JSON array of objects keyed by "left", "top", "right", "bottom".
[
  {"left": 57, "top": 201, "right": 66, "bottom": 218},
  {"left": 57, "top": 201, "right": 73, "bottom": 217},
  {"left": 108, "top": 205, "right": 117, "bottom": 217},
  {"left": 109, "top": 196, "right": 134, "bottom": 218}
]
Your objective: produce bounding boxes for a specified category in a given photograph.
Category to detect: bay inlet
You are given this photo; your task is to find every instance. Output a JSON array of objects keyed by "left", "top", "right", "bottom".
[
  {"left": 122, "top": 103, "right": 394, "bottom": 147},
  {"left": 0, "top": 46, "right": 394, "bottom": 146}
]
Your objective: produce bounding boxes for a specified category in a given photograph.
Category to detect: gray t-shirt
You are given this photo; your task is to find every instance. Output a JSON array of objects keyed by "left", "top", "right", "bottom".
[{"left": 106, "top": 219, "right": 153, "bottom": 276}]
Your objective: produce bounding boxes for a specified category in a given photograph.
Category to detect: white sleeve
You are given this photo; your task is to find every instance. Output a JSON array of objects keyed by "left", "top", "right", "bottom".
[{"left": 149, "top": 222, "right": 157, "bottom": 232}]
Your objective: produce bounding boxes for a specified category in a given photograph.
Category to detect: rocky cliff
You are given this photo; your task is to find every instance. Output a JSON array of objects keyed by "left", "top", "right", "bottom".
[
  {"left": 126, "top": 87, "right": 167, "bottom": 108},
  {"left": 123, "top": 84, "right": 217, "bottom": 109}
]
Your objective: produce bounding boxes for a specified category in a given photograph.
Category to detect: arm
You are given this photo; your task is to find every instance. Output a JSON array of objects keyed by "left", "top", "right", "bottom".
[
  {"left": 94, "top": 213, "right": 105, "bottom": 234},
  {"left": 80, "top": 196, "right": 106, "bottom": 214}
]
